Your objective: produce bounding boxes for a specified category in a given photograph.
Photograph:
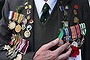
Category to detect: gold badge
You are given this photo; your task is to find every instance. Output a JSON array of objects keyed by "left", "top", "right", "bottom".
[
  {"left": 24, "top": 30, "right": 31, "bottom": 38},
  {"left": 8, "top": 21, "right": 16, "bottom": 30},
  {"left": 15, "top": 24, "right": 22, "bottom": 33},
  {"left": 74, "top": 17, "right": 79, "bottom": 23}
]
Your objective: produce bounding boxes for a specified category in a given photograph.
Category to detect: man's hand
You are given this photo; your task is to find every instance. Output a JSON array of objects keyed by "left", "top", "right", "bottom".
[{"left": 33, "top": 38, "right": 72, "bottom": 60}]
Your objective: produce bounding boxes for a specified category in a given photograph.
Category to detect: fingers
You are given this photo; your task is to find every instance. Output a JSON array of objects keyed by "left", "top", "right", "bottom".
[
  {"left": 57, "top": 48, "right": 72, "bottom": 60},
  {"left": 54, "top": 42, "right": 70, "bottom": 55},
  {"left": 40, "top": 38, "right": 59, "bottom": 51}
]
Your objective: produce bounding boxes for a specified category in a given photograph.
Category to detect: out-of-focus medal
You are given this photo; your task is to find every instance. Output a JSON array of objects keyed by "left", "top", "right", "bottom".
[
  {"left": 24, "top": 30, "right": 31, "bottom": 38},
  {"left": 15, "top": 24, "right": 22, "bottom": 33},
  {"left": 8, "top": 21, "right": 16, "bottom": 30}
]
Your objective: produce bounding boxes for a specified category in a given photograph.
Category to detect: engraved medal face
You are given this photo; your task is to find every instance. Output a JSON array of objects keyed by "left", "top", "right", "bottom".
[
  {"left": 24, "top": 30, "right": 31, "bottom": 38},
  {"left": 8, "top": 21, "right": 16, "bottom": 30},
  {"left": 15, "top": 24, "right": 22, "bottom": 33}
]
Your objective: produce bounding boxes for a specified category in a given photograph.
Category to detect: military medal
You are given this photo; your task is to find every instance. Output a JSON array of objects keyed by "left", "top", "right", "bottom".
[
  {"left": 22, "top": 24, "right": 26, "bottom": 30},
  {"left": 72, "top": 41, "right": 78, "bottom": 47},
  {"left": 73, "top": 10, "right": 77, "bottom": 15},
  {"left": 27, "top": 15, "right": 30, "bottom": 20},
  {"left": 29, "top": 5, "right": 32, "bottom": 9},
  {"left": 8, "top": 11, "right": 14, "bottom": 20},
  {"left": 15, "top": 24, "right": 22, "bottom": 33},
  {"left": 23, "top": 18, "right": 27, "bottom": 24},
  {"left": 13, "top": 12, "right": 19, "bottom": 21},
  {"left": 74, "top": 17, "right": 79, "bottom": 23},
  {"left": 8, "top": 21, "right": 16, "bottom": 30},
  {"left": 24, "top": 30, "right": 31, "bottom": 38},
  {"left": 30, "top": 19, "right": 34, "bottom": 24},
  {"left": 27, "top": 25, "right": 32, "bottom": 31}
]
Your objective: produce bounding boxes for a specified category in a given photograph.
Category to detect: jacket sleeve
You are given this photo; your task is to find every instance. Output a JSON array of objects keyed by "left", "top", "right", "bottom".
[{"left": 0, "top": 0, "right": 12, "bottom": 45}]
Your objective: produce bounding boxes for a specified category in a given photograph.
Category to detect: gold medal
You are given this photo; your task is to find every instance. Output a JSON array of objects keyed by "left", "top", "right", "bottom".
[
  {"left": 24, "top": 30, "right": 31, "bottom": 38},
  {"left": 25, "top": 6, "right": 28, "bottom": 9},
  {"left": 15, "top": 24, "right": 22, "bottom": 33},
  {"left": 74, "top": 17, "right": 79, "bottom": 23},
  {"left": 8, "top": 21, "right": 16, "bottom": 30}
]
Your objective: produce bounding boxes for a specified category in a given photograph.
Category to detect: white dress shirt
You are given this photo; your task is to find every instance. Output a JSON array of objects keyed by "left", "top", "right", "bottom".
[{"left": 34, "top": 0, "right": 57, "bottom": 18}]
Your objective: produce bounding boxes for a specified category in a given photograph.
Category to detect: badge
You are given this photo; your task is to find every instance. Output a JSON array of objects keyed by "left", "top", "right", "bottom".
[
  {"left": 74, "top": 5, "right": 79, "bottom": 9},
  {"left": 65, "top": 5, "right": 69, "bottom": 9},
  {"left": 73, "top": 10, "right": 77, "bottom": 15},
  {"left": 15, "top": 24, "right": 22, "bottom": 33},
  {"left": 22, "top": 24, "right": 26, "bottom": 30},
  {"left": 27, "top": 25, "right": 32, "bottom": 31},
  {"left": 29, "top": 5, "right": 32, "bottom": 9},
  {"left": 74, "top": 17, "right": 79, "bottom": 23},
  {"left": 29, "top": 19, "right": 34, "bottom": 24},
  {"left": 27, "top": 15, "right": 30, "bottom": 20},
  {"left": 25, "top": 6, "right": 28, "bottom": 9},
  {"left": 23, "top": 18, "right": 27, "bottom": 25},
  {"left": 24, "top": 30, "right": 31, "bottom": 38},
  {"left": 27, "top": 9, "right": 31, "bottom": 14},
  {"left": 8, "top": 21, "right": 16, "bottom": 30}
]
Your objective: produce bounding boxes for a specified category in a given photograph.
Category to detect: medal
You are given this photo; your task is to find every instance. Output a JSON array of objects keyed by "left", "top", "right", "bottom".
[
  {"left": 25, "top": 6, "right": 28, "bottom": 9},
  {"left": 8, "top": 21, "right": 16, "bottom": 30},
  {"left": 23, "top": 18, "right": 27, "bottom": 25},
  {"left": 22, "top": 24, "right": 26, "bottom": 30},
  {"left": 27, "top": 25, "right": 32, "bottom": 31},
  {"left": 73, "top": 10, "right": 77, "bottom": 15},
  {"left": 24, "top": 30, "right": 31, "bottom": 38},
  {"left": 74, "top": 5, "right": 79, "bottom": 9},
  {"left": 18, "top": 14, "right": 23, "bottom": 24},
  {"left": 65, "top": 5, "right": 69, "bottom": 9},
  {"left": 29, "top": 19, "right": 34, "bottom": 24},
  {"left": 74, "top": 17, "right": 79, "bottom": 23},
  {"left": 15, "top": 24, "right": 22, "bottom": 33},
  {"left": 27, "top": 15, "right": 30, "bottom": 20},
  {"left": 29, "top": 5, "right": 32, "bottom": 9},
  {"left": 27, "top": 9, "right": 31, "bottom": 14},
  {"left": 72, "top": 41, "right": 78, "bottom": 47}
]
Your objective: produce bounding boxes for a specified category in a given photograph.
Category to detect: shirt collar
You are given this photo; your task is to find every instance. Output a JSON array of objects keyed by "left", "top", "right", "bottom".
[{"left": 34, "top": 0, "right": 57, "bottom": 15}]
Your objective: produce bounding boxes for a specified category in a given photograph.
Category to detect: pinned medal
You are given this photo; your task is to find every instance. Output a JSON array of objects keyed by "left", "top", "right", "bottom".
[
  {"left": 27, "top": 9, "right": 31, "bottom": 14},
  {"left": 22, "top": 24, "right": 26, "bottom": 30},
  {"left": 27, "top": 25, "right": 32, "bottom": 31},
  {"left": 24, "top": 30, "right": 31, "bottom": 38},
  {"left": 74, "top": 5, "right": 79, "bottom": 9},
  {"left": 27, "top": 15, "right": 30, "bottom": 20},
  {"left": 28, "top": 5, "right": 32, "bottom": 9},
  {"left": 65, "top": 5, "right": 69, "bottom": 9},
  {"left": 29, "top": 19, "right": 34, "bottom": 24},
  {"left": 8, "top": 21, "right": 16, "bottom": 30},
  {"left": 74, "top": 17, "right": 79, "bottom": 23},
  {"left": 23, "top": 18, "right": 27, "bottom": 25},
  {"left": 18, "top": 14, "right": 23, "bottom": 24},
  {"left": 25, "top": 6, "right": 28, "bottom": 9},
  {"left": 15, "top": 24, "right": 22, "bottom": 33},
  {"left": 73, "top": 10, "right": 77, "bottom": 15},
  {"left": 71, "top": 41, "right": 78, "bottom": 47}
]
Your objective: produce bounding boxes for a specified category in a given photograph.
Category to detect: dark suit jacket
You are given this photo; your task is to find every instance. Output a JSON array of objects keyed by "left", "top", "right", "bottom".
[{"left": 0, "top": 0, "right": 89, "bottom": 60}]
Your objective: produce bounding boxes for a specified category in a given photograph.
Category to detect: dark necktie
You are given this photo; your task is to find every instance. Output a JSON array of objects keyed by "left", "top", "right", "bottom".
[{"left": 40, "top": 3, "right": 50, "bottom": 24}]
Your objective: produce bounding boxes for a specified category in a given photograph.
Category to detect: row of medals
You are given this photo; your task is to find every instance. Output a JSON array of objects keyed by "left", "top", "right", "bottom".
[
  {"left": 3, "top": 2, "right": 32, "bottom": 60},
  {"left": 58, "top": 4, "right": 86, "bottom": 48}
]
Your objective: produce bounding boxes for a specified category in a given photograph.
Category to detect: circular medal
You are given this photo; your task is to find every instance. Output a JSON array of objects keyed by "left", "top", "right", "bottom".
[
  {"left": 24, "top": 30, "right": 31, "bottom": 38},
  {"left": 8, "top": 21, "right": 16, "bottom": 30},
  {"left": 27, "top": 25, "right": 32, "bottom": 31},
  {"left": 15, "top": 24, "right": 22, "bottom": 33},
  {"left": 29, "top": 19, "right": 34, "bottom": 24}
]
